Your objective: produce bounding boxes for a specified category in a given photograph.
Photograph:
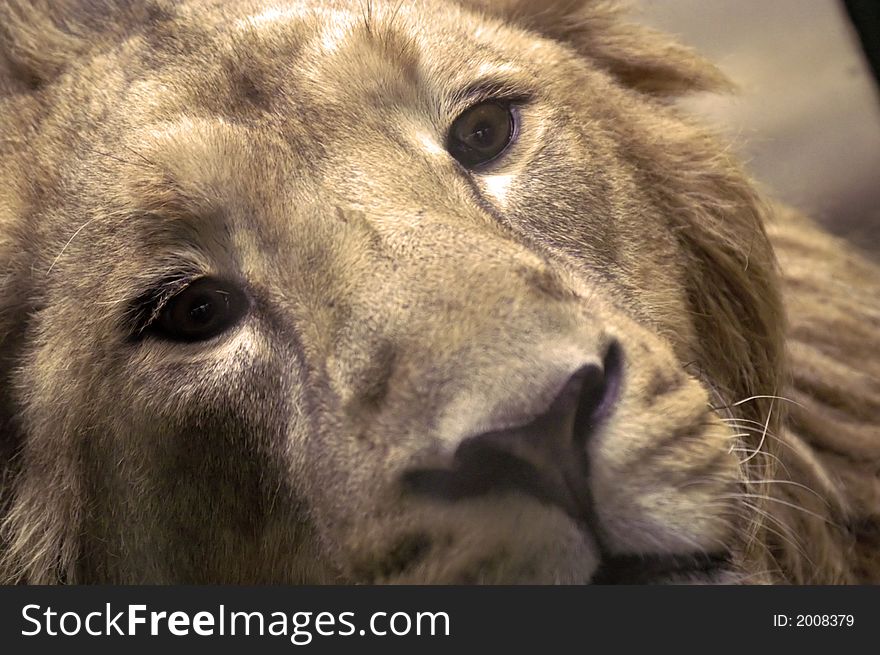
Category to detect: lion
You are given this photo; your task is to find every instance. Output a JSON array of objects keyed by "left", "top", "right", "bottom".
[{"left": 0, "top": 0, "right": 877, "bottom": 584}]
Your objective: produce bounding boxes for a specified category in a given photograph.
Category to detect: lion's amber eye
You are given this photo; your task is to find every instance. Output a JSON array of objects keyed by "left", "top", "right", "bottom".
[
  {"left": 447, "top": 101, "right": 515, "bottom": 169},
  {"left": 153, "top": 278, "right": 248, "bottom": 342}
]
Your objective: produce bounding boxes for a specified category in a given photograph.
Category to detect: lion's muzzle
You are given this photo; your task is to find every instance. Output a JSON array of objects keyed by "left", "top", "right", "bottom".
[{"left": 402, "top": 341, "right": 622, "bottom": 525}]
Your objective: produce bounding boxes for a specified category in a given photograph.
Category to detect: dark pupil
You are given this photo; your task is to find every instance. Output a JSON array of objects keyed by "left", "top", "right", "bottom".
[
  {"left": 448, "top": 102, "right": 513, "bottom": 168},
  {"left": 187, "top": 296, "right": 215, "bottom": 325},
  {"left": 469, "top": 121, "right": 496, "bottom": 149},
  {"left": 462, "top": 105, "right": 508, "bottom": 152},
  {"left": 150, "top": 278, "right": 246, "bottom": 343}
]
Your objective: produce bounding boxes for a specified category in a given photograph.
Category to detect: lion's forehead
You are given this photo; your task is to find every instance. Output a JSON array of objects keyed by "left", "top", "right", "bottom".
[
  {"left": 133, "top": 0, "right": 547, "bottom": 123},
  {"left": 104, "top": 3, "right": 561, "bottom": 285}
]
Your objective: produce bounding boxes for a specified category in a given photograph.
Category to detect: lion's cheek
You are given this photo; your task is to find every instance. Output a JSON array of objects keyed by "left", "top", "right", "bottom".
[{"left": 588, "top": 386, "right": 742, "bottom": 555}]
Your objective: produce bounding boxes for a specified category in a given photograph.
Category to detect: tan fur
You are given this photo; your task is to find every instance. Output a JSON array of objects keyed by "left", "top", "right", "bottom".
[{"left": 0, "top": 0, "right": 877, "bottom": 584}]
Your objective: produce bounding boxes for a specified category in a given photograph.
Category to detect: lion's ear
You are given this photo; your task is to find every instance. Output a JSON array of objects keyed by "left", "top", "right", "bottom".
[
  {"left": 0, "top": 0, "right": 169, "bottom": 92},
  {"left": 461, "top": 0, "right": 731, "bottom": 96}
]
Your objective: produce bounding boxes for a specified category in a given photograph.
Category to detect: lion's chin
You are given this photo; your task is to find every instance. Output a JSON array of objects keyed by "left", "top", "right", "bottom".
[
  {"left": 340, "top": 492, "right": 739, "bottom": 584},
  {"left": 340, "top": 495, "right": 598, "bottom": 584}
]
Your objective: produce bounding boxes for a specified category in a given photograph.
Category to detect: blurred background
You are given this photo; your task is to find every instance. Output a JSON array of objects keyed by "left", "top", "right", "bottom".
[{"left": 636, "top": 0, "right": 880, "bottom": 259}]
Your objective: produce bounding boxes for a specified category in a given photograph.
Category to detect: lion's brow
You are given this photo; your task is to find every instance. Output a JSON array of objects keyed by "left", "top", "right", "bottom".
[{"left": 308, "top": 3, "right": 421, "bottom": 74}]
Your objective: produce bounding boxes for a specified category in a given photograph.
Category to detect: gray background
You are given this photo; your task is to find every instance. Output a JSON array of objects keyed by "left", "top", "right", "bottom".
[{"left": 637, "top": 0, "right": 880, "bottom": 258}]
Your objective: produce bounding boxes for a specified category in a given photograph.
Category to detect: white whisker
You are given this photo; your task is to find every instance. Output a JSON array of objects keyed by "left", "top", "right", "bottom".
[
  {"left": 731, "top": 394, "right": 805, "bottom": 409},
  {"left": 739, "top": 397, "right": 774, "bottom": 464},
  {"left": 736, "top": 502, "right": 810, "bottom": 561},
  {"left": 47, "top": 218, "right": 98, "bottom": 275},
  {"left": 723, "top": 493, "right": 837, "bottom": 527},
  {"left": 730, "top": 448, "right": 793, "bottom": 478},
  {"left": 743, "top": 478, "right": 828, "bottom": 504}
]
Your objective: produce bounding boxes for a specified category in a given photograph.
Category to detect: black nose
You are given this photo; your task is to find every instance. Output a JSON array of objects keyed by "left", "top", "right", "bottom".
[{"left": 403, "top": 341, "right": 623, "bottom": 520}]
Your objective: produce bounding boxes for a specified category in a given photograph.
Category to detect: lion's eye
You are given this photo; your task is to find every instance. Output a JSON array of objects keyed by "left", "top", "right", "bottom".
[
  {"left": 447, "top": 101, "right": 515, "bottom": 169},
  {"left": 152, "top": 278, "right": 248, "bottom": 342}
]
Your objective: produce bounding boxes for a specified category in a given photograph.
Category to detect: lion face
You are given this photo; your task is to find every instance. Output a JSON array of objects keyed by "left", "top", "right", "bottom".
[{"left": 1, "top": 0, "right": 790, "bottom": 583}]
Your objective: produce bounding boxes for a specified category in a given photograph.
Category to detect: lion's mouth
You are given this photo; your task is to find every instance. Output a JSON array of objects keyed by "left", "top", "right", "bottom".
[{"left": 592, "top": 552, "right": 732, "bottom": 584}]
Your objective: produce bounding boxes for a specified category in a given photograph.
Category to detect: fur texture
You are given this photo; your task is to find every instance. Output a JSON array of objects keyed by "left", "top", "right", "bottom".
[{"left": 0, "top": 0, "right": 877, "bottom": 583}]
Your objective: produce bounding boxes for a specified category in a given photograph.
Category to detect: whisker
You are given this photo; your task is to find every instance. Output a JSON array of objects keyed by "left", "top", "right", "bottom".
[
  {"left": 747, "top": 520, "right": 810, "bottom": 564},
  {"left": 739, "top": 397, "right": 774, "bottom": 464},
  {"left": 729, "top": 446, "right": 792, "bottom": 477},
  {"left": 730, "top": 394, "right": 805, "bottom": 409},
  {"left": 729, "top": 568, "right": 779, "bottom": 584},
  {"left": 121, "top": 144, "right": 161, "bottom": 169},
  {"left": 722, "top": 422, "right": 800, "bottom": 455},
  {"left": 722, "top": 493, "right": 838, "bottom": 527},
  {"left": 722, "top": 417, "right": 781, "bottom": 430},
  {"left": 743, "top": 478, "right": 828, "bottom": 504},
  {"left": 736, "top": 502, "right": 810, "bottom": 561},
  {"left": 46, "top": 218, "right": 99, "bottom": 275},
  {"left": 724, "top": 504, "right": 808, "bottom": 570},
  {"left": 91, "top": 148, "right": 154, "bottom": 170}
]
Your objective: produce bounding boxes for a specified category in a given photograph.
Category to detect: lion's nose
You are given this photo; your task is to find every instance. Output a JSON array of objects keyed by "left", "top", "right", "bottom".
[{"left": 403, "top": 341, "right": 623, "bottom": 519}]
